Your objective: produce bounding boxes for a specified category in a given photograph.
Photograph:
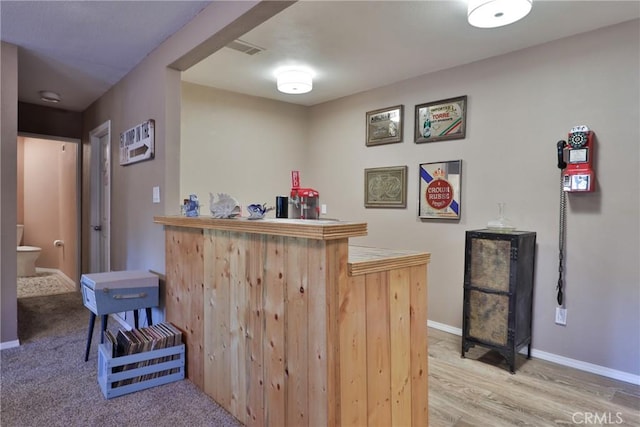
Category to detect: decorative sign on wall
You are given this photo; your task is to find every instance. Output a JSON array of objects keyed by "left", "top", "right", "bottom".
[
  {"left": 418, "top": 160, "right": 462, "bottom": 219},
  {"left": 119, "top": 119, "right": 155, "bottom": 166},
  {"left": 415, "top": 96, "right": 467, "bottom": 144},
  {"left": 364, "top": 165, "right": 407, "bottom": 208},
  {"left": 366, "top": 105, "right": 404, "bottom": 146}
]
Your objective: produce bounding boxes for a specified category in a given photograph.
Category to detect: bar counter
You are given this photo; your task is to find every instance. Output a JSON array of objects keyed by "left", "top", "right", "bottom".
[{"left": 154, "top": 216, "right": 429, "bottom": 426}]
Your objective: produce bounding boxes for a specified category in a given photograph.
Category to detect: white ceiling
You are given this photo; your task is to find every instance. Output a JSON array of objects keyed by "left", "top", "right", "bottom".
[
  {"left": 1, "top": 1, "right": 639, "bottom": 112},
  {"left": 0, "top": 0, "right": 212, "bottom": 111}
]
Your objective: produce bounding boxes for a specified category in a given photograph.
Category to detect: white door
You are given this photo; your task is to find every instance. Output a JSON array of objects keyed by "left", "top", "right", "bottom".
[{"left": 89, "top": 121, "right": 111, "bottom": 272}]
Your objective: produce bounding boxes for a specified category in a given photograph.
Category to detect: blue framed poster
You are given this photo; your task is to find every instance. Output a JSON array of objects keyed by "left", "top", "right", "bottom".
[{"left": 418, "top": 160, "right": 462, "bottom": 219}]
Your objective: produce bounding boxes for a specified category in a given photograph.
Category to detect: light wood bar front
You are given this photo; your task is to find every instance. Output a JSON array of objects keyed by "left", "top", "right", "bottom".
[{"left": 154, "top": 216, "right": 429, "bottom": 426}]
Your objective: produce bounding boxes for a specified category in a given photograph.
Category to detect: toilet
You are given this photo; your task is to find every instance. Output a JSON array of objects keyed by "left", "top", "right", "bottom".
[{"left": 17, "top": 224, "right": 42, "bottom": 277}]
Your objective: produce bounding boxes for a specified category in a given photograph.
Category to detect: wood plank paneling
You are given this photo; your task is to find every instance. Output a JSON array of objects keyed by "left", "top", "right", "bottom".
[
  {"left": 390, "top": 268, "right": 412, "bottom": 427},
  {"left": 339, "top": 273, "right": 368, "bottom": 426},
  {"left": 204, "top": 230, "right": 232, "bottom": 407},
  {"left": 307, "top": 239, "right": 328, "bottom": 427},
  {"left": 164, "top": 226, "right": 204, "bottom": 388},
  {"left": 263, "top": 235, "right": 286, "bottom": 426},
  {"left": 246, "top": 234, "right": 265, "bottom": 427},
  {"left": 161, "top": 222, "right": 429, "bottom": 427},
  {"left": 410, "top": 265, "right": 429, "bottom": 426},
  {"left": 325, "top": 239, "right": 347, "bottom": 427},
  {"left": 229, "top": 231, "right": 248, "bottom": 419},
  {"left": 366, "top": 271, "right": 392, "bottom": 426},
  {"left": 285, "top": 238, "right": 309, "bottom": 426}
]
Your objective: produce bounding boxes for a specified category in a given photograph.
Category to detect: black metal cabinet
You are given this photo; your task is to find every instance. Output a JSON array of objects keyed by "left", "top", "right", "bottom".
[{"left": 461, "top": 229, "right": 536, "bottom": 373}]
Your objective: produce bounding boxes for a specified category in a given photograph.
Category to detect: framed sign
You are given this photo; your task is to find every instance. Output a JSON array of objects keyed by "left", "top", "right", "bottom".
[
  {"left": 364, "top": 165, "right": 407, "bottom": 208},
  {"left": 415, "top": 96, "right": 467, "bottom": 143},
  {"left": 120, "top": 119, "right": 155, "bottom": 166},
  {"left": 418, "top": 160, "right": 462, "bottom": 219},
  {"left": 366, "top": 105, "right": 404, "bottom": 146}
]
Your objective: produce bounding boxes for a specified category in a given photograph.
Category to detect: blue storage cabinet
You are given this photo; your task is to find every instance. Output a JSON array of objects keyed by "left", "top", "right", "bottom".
[
  {"left": 81, "top": 271, "right": 159, "bottom": 361},
  {"left": 82, "top": 270, "right": 159, "bottom": 314}
]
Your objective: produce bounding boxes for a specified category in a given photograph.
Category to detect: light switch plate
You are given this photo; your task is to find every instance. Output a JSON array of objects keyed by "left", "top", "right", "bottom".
[{"left": 153, "top": 186, "right": 160, "bottom": 203}]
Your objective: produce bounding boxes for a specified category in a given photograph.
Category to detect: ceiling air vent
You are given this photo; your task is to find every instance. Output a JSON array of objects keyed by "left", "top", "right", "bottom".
[{"left": 225, "top": 39, "right": 265, "bottom": 56}]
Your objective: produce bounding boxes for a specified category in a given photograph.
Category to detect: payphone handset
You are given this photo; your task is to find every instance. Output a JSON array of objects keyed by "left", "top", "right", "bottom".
[{"left": 559, "top": 125, "right": 595, "bottom": 192}]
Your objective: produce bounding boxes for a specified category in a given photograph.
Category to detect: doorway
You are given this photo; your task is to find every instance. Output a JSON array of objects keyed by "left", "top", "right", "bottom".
[
  {"left": 16, "top": 135, "right": 80, "bottom": 293},
  {"left": 89, "top": 121, "right": 111, "bottom": 273}
]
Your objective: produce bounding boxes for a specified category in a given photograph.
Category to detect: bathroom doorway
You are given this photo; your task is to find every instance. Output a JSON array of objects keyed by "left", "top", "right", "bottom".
[{"left": 17, "top": 135, "right": 81, "bottom": 293}]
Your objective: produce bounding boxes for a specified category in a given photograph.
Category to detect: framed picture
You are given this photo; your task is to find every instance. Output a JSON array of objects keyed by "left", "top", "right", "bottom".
[
  {"left": 366, "top": 105, "right": 404, "bottom": 146},
  {"left": 418, "top": 160, "right": 462, "bottom": 219},
  {"left": 364, "top": 166, "right": 407, "bottom": 208},
  {"left": 414, "top": 96, "right": 467, "bottom": 143}
]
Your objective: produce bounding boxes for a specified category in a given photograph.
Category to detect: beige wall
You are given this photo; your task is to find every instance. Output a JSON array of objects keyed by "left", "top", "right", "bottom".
[
  {"left": 308, "top": 20, "right": 639, "bottom": 376},
  {"left": 180, "top": 83, "right": 309, "bottom": 206},
  {"left": 1, "top": 41, "right": 19, "bottom": 345},
  {"left": 180, "top": 20, "right": 639, "bottom": 377},
  {"left": 18, "top": 137, "right": 78, "bottom": 282}
]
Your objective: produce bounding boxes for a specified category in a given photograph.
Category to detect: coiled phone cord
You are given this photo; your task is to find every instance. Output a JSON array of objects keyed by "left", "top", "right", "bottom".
[{"left": 557, "top": 169, "right": 566, "bottom": 306}]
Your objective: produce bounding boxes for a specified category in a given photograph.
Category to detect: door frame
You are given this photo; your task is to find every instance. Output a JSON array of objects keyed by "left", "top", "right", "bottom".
[{"left": 89, "top": 121, "right": 111, "bottom": 273}]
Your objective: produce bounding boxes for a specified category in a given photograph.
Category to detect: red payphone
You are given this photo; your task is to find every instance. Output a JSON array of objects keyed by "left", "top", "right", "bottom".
[
  {"left": 558, "top": 125, "right": 596, "bottom": 192},
  {"left": 555, "top": 125, "right": 596, "bottom": 307}
]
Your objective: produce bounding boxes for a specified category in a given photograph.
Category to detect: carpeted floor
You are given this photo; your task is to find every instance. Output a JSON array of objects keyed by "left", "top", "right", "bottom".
[
  {"left": 17, "top": 271, "right": 76, "bottom": 299},
  {"left": 0, "top": 291, "right": 242, "bottom": 427}
]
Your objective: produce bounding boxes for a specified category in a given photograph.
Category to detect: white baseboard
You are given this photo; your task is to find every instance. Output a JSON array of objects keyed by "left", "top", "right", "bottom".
[
  {"left": 428, "top": 320, "right": 462, "bottom": 336},
  {"left": 427, "top": 320, "right": 640, "bottom": 386},
  {"left": 0, "top": 340, "right": 20, "bottom": 350},
  {"left": 527, "top": 348, "right": 640, "bottom": 385}
]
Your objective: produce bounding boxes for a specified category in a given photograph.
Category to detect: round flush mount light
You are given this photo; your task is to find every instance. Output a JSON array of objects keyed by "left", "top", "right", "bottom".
[
  {"left": 276, "top": 69, "right": 313, "bottom": 94},
  {"left": 468, "top": 0, "right": 532, "bottom": 28},
  {"left": 39, "top": 90, "right": 61, "bottom": 103}
]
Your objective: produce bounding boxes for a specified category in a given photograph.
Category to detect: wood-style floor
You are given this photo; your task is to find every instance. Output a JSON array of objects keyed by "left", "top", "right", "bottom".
[{"left": 428, "top": 328, "right": 640, "bottom": 427}]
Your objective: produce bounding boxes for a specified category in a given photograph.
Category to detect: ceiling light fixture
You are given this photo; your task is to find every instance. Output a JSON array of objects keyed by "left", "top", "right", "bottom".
[
  {"left": 39, "top": 90, "right": 61, "bottom": 103},
  {"left": 467, "top": 0, "right": 532, "bottom": 28},
  {"left": 276, "top": 69, "right": 313, "bottom": 94}
]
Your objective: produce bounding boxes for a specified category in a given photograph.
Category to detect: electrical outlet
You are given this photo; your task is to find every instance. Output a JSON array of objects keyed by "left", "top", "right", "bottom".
[
  {"left": 321, "top": 204, "right": 327, "bottom": 214},
  {"left": 555, "top": 307, "right": 567, "bottom": 325}
]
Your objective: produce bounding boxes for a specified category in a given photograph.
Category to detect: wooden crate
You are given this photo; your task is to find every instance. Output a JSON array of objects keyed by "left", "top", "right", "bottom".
[{"left": 97, "top": 343, "right": 185, "bottom": 399}]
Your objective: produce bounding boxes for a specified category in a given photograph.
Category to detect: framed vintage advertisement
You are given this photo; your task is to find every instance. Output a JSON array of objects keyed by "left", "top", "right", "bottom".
[
  {"left": 414, "top": 96, "right": 467, "bottom": 143},
  {"left": 418, "top": 160, "right": 462, "bottom": 219},
  {"left": 364, "top": 165, "right": 407, "bottom": 208},
  {"left": 366, "top": 105, "right": 404, "bottom": 146}
]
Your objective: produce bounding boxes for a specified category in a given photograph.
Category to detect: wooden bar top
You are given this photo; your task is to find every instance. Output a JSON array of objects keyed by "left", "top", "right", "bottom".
[
  {"left": 154, "top": 215, "right": 367, "bottom": 240},
  {"left": 348, "top": 245, "right": 431, "bottom": 276}
]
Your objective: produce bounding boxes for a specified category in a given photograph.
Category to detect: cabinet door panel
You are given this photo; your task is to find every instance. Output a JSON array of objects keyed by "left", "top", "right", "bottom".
[
  {"left": 468, "top": 290, "right": 508, "bottom": 346},
  {"left": 469, "top": 238, "right": 510, "bottom": 292}
]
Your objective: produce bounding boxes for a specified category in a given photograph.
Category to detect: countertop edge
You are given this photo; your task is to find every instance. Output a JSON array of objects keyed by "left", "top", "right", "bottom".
[
  {"left": 154, "top": 215, "right": 367, "bottom": 240},
  {"left": 348, "top": 245, "right": 431, "bottom": 276}
]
